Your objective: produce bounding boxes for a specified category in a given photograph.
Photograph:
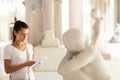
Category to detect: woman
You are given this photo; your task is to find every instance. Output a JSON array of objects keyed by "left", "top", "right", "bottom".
[{"left": 3, "top": 21, "right": 35, "bottom": 80}]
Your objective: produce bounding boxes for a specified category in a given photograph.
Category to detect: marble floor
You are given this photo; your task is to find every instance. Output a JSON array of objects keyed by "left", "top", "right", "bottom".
[{"left": 35, "top": 72, "right": 63, "bottom": 80}]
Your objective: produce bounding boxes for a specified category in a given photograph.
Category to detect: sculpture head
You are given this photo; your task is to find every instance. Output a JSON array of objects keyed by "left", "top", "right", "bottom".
[
  {"left": 62, "top": 28, "right": 87, "bottom": 53},
  {"left": 91, "top": 8, "right": 102, "bottom": 20}
]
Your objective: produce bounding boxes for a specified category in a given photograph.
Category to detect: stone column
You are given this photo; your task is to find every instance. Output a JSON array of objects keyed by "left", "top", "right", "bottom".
[
  {"left": 25, "top": 0, "right": 42, "bottom": 46},
  {"left": 42, "top": 0, "right": 54, "bottom": 32},
  {"left": 69, "top": 0, "right": 83, "bottom": 30},
  {"left": 54, "top": 0, "right": 62, "bottom": 41}
]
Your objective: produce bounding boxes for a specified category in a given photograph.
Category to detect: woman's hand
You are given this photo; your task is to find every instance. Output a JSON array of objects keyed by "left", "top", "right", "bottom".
[{"left": 25, "top": 61, "right": 36, "bottom": 66}]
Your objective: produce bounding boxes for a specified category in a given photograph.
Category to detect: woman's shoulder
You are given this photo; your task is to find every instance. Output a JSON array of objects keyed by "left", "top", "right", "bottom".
[
  {"left": 3, "top": 43, "right": 13, "bottom": 52},
  {"left": 4, "top": 43, "right": 12, "bottom": 48}
]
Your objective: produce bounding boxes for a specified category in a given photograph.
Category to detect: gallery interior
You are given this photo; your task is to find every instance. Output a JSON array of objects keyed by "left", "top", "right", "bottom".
[{"left": 0, "top": 0, "right": 120, "bottom": 80}]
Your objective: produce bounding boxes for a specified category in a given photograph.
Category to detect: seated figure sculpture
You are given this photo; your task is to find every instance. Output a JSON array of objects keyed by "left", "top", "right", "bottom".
[{"left": 57, "top": 28, "right": 112, "bottom": 80}]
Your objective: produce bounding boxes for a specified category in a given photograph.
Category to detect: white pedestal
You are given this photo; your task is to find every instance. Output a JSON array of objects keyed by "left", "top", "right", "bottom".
[{"left": 33, "top": 45, "right": 66, "bottom": 80}]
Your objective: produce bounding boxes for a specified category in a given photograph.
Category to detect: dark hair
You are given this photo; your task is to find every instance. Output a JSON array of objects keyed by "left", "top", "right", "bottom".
[{"left": 12, "top": 20, "right": 29, "bottom": 42}]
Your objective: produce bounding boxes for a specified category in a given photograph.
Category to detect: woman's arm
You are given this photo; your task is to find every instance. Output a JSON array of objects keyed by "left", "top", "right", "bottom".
[{"left": 4, "top": 59, "right": 35, "bottom": 74}]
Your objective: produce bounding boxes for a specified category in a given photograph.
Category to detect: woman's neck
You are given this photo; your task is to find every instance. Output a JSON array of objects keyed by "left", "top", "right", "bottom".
[
  {"left": 13, "top": 41, "right": 25, "bottom": 46},
  {"left": 12, "top": 41, "right": 26, "bottom": 51}
]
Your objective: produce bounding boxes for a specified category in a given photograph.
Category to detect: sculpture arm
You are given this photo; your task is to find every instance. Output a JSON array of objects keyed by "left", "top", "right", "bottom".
[
  {"left": 58, "top": 46, "right": 99, "bottom": 75},
  {"left": 94, "top": 19, "right": 103, "bottom": 46}
]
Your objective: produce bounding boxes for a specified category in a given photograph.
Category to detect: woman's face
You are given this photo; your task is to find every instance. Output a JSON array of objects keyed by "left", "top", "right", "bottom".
[{"left": 14, "top": 28, "right": 28, "bottom": 43}]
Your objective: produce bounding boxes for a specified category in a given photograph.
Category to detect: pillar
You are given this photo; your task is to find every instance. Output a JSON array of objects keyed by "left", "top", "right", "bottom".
[
  {"left": 25, "top": 0, "right": 42, "bottom": 46},
  {"left": 42, "top": 0, "right": 54, "bottom": 32},
  {"left": 54, "top": 0, "right": 62, "bottom": 41},
  {"left": 69, "top": 0, "right": 83, "bottom": 30}
]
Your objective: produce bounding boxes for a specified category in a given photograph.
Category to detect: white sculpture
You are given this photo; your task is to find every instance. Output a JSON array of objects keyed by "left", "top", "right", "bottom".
[
  {"left": 90, "top": 8, "right": 111, "bottom": 59},
  {"left": 57, "top": 28, "right": 112, "bottom": 80}
]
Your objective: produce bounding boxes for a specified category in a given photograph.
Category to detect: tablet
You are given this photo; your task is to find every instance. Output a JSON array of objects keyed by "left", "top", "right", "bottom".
[{"left": 31, "top": 56, "right": 48, "bottom": 68}]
